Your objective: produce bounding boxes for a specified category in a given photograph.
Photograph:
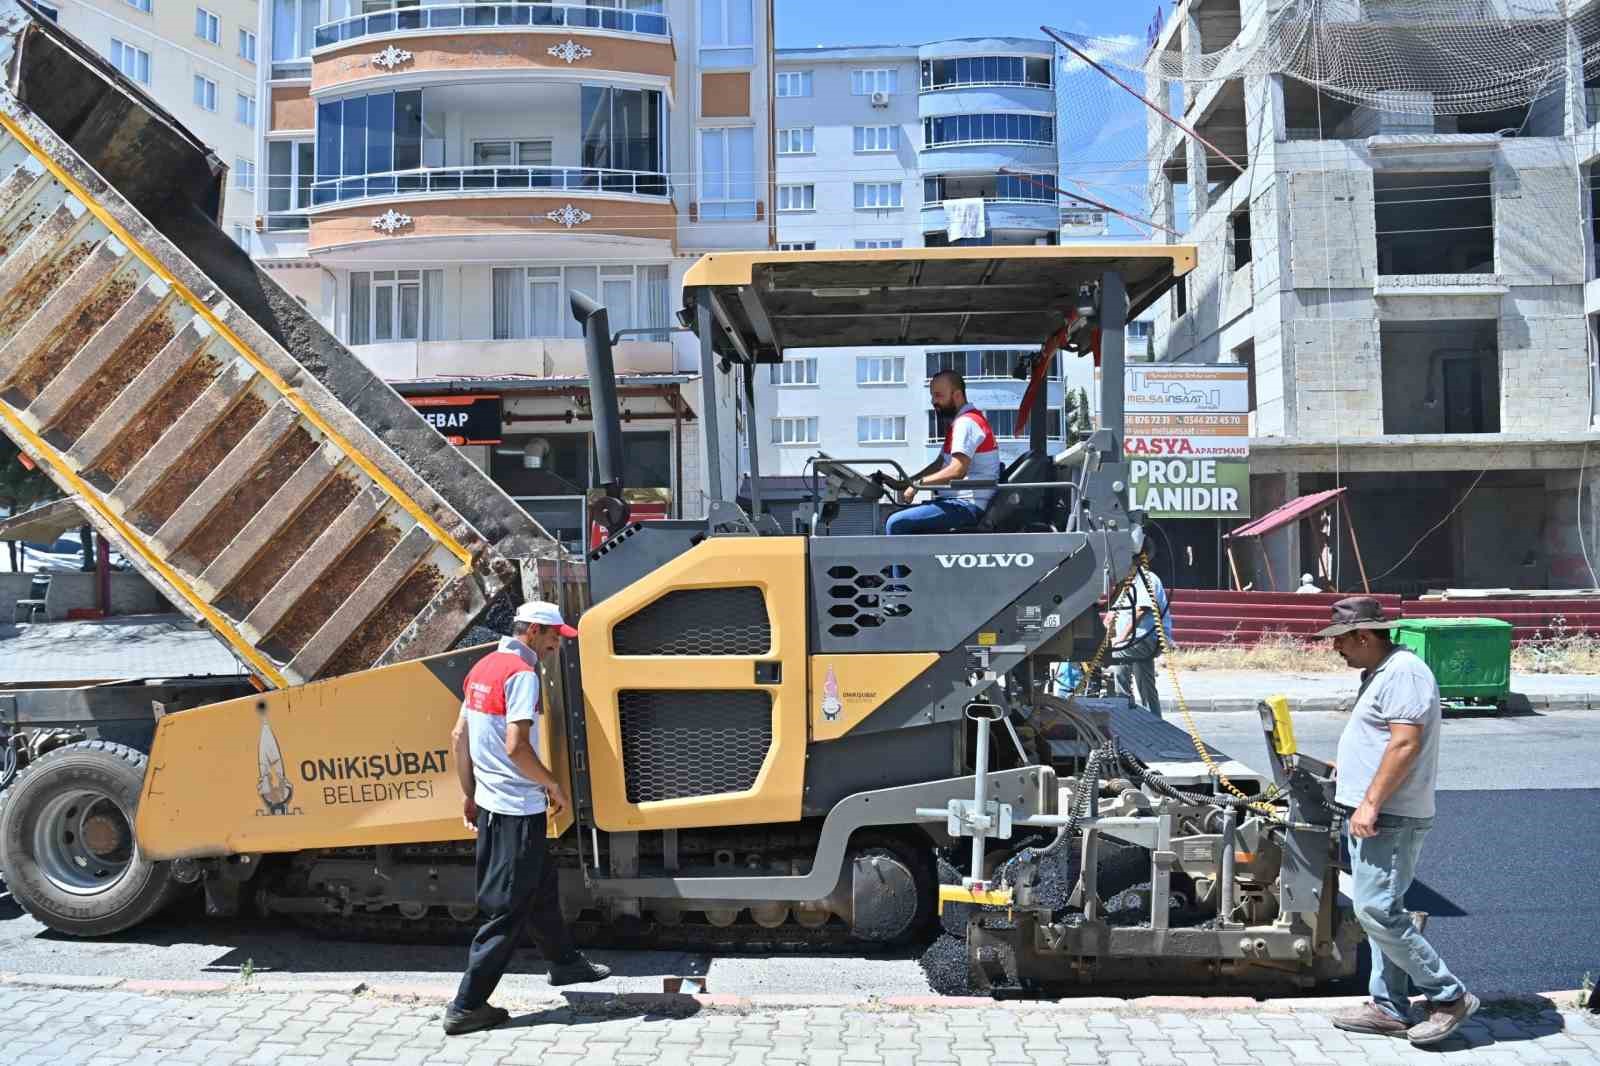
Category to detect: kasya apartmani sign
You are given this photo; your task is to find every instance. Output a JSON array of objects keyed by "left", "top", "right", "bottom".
[{"left": 406, "top": 394, "right": 502, "bottom": 445}]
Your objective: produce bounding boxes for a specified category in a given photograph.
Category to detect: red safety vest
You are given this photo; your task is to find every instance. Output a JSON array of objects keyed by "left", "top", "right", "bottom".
[
  {"left": 461, "top": 650, "right": 535, "bottom": 717},
  {"left": 942, "top": 405, "right": 999, "bottom": 460}
]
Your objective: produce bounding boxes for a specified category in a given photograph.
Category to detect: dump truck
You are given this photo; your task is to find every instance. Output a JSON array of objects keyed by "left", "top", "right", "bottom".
[{"left": 0, "top": 2, "right": 1361, "bottom": 991}]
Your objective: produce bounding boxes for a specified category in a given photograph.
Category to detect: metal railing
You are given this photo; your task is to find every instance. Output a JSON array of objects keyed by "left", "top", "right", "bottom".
[
  {"left": 923, "top": 195, "right": 1055, "bottom": 208},
  {"left": 309, "top": 163, "right": 669, "bottom": 205},
  {"left": 313, "top": 2, "right": 671, "bottom": 50},
  {"left": 920, "top": 78, "right": 1052, "bottom": 93}
]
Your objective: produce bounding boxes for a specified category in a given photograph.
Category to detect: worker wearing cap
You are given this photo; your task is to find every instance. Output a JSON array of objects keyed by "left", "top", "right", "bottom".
[
  {"left": 887, "top": 370, "right": 1000, "bottom": 534},
  {"left": 1319, "top": 597, "right": 1476, "bottom": 1046},
  {"left": 444, "top": 600, "right": 608, "bottom": 1036}
]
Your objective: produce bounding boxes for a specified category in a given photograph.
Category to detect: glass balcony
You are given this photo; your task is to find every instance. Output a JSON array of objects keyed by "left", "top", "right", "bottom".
[
  {"left": 313, "top": 1, "right": 670, "bottom": 51},
  {"left": 312, "top": 163, "right": 668, "bottom": 205}
]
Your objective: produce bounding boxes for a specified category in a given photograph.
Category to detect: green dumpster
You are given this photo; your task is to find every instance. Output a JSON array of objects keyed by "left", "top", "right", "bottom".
[{"left": 1392, "top": 617, "right": 1513, "bottom": 712}]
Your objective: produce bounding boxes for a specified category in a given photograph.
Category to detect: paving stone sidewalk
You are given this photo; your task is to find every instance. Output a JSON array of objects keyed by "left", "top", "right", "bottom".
[{"left": 1, "top": 982, "right": 1595, "bottom": 1066}]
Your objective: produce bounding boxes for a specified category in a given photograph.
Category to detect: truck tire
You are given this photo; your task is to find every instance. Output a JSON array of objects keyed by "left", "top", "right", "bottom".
[{"left": 0, "top": 740, "right": 181, "bottom": 936}]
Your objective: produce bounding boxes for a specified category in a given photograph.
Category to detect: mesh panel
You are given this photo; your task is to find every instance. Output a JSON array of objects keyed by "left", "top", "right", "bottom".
[
  {"left": 612, "top": 587, "right": 771, "bottom": 656},
  {"left": 619, "top": 690, "right": 772, "bottom": 803}
]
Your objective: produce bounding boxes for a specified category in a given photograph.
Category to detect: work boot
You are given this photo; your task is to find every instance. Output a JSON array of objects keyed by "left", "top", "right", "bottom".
[
  {"left": 442, "top": 1003, "right": 510, "bottom": 1036},
  {"left": 1408, "top": 993, "right": 1480, "bottom": 1046},
  {"left": 1332, "top": 1001, "right": 1411, "bottom": 1037},
  {"left": 547, "top": 953, "right": 611, "bottom": 986}
]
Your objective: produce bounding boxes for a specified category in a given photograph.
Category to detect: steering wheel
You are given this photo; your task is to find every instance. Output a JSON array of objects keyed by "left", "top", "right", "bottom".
[{"left": 814, "top": 457, "right": 902, "bottom": 502}]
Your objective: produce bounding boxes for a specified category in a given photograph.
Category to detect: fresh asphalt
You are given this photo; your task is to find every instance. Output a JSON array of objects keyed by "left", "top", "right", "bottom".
[{"left": 1, "top": 707, "right": 1595, "bottom": 999}]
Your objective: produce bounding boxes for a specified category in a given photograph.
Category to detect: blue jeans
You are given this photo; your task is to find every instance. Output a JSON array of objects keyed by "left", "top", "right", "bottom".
[
  {"left": 885, "top": 498, "right": 984, "bottom": 535},
  {"left": 1348, "top": 814, "right": 1466, "bottom": 1020}
]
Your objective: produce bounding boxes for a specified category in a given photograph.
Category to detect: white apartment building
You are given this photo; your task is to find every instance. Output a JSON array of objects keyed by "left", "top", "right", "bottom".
[
  {"left": 760, "top": 38, "right": 1097, "bottom": 507},
  {"left": 250, "top": 0, "right": 774, "bottom": 548},
  {"left": 39, "top": 0, "right": 261, "bottom": 243}
]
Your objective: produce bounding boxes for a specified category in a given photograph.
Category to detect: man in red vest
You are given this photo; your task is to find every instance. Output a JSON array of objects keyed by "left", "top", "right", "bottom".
[
  {"left": 887, "top": 370, "right": 1001, "bottom": 534},
  {"left": 444, "top": 600, "right": 608, "bottom": 1035}
]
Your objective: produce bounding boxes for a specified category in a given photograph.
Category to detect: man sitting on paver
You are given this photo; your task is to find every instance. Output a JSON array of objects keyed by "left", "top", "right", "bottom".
[{"left": 1318, "top": 597, "right": 1479, "bottom": 1046}]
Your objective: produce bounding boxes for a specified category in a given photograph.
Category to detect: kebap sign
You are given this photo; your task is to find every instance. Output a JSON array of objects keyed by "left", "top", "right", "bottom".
[{"left": 1124, "top": 366, "right": 1251, "bottom": 518}]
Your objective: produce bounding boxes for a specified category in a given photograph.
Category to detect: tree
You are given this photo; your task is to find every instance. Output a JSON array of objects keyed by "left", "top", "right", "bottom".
[
  {"left": 0, "top": 436, "right": 58, "bottom": 517},
  {"left": 1069, "top": 387, "right": 1094, "bottom": 434}
]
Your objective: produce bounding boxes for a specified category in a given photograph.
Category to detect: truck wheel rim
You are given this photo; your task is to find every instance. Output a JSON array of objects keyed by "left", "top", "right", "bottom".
[{"left": 32, "top": 790, "right": 135, "bottom": 895}]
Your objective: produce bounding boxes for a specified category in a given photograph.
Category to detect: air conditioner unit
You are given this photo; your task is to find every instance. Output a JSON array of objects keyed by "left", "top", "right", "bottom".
[{"left": 870, "top": 90, "right": 891, "bottom": 108}]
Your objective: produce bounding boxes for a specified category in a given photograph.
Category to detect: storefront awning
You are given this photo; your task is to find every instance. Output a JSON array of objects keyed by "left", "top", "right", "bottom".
[{"left": 1224, "top": 487, "right": 1346, "bottom": 541}]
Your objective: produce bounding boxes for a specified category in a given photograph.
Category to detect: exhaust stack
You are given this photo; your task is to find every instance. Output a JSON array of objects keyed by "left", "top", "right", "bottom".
[{"left": 570, "top": 290, "right": 630, "bottom": 535}]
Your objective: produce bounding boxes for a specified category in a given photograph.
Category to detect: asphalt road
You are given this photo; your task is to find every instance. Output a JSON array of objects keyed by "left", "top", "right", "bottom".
[{"left": 1, "top": 709, "right": 1595, "bottom": 998}]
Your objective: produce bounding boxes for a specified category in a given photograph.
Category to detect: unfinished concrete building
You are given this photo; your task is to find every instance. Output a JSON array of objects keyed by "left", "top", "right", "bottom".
[{"left": 1145, "top": 0, "right": 1600, "bottom": 594}]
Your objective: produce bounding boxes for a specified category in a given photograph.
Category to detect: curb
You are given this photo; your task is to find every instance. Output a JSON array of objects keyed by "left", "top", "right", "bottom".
[
  {"left": 0, "top": 973, "right": 1588, "bottom": 1014},
  {"left": 1177, "top": 693, "right": 1599, "bottom": 714}
]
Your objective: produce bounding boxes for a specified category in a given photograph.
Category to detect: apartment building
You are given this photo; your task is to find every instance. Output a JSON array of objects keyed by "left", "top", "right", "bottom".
[
  {"left": 1146, "top": 0, "right": 1600, "bottom": 593},
  {"left": 40, "top": 0, "right": 261, "bottom": 243},
  {"left": 251, "top": 0, "right": 774, "bottom": 547},
  {"left": 759, "top": 37, "right": 1095, "bottom": 514}
]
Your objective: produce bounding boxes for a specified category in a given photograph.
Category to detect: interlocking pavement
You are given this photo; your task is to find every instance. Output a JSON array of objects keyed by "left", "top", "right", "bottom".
[{"left": 0, "top": 980, "right": 1595, "bottom": 1065}]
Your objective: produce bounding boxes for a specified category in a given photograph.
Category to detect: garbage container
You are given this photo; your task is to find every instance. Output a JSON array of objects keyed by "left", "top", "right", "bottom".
[{"left": 1392, "top": 617, "right": 1512, "bottom": 712}]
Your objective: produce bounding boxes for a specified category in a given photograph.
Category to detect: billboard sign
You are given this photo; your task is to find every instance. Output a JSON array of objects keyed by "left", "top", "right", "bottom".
[{"left": 1124, "top": 365, "right": 1250, "bottom": 517}]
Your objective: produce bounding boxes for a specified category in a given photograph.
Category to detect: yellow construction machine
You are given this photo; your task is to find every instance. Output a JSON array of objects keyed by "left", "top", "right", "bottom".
[{"left": 0, "top": 2, "right": 1359, "bottom": 992}]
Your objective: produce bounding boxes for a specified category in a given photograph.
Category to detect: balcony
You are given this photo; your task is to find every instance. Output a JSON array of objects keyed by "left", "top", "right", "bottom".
[
  {"left": 354, "top": 337, "right": 675, "bottom": 381},
  {"left": 313, "top": 1, "right": 671, "bottom": 51},
  {"left": 920, "top": 173, "right": 1057, "bottom": 235},
  {"left": 311, "top": 163, "right": 667, "bottom": 207},
  {"left": 308, "top": 1, "right": 676, "bottom": 93}
]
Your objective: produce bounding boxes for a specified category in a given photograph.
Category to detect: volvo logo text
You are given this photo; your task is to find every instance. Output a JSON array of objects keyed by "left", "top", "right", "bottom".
[{"left": 935, "top": 552, "right": 1035, "bottom": 569}]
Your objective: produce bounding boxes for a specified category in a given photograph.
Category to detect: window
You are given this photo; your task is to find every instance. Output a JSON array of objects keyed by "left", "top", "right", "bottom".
[
  {"left": 350, "top": 270, "right": 445, "bottom": 345},
  {"left": 266, "top": 140, "right": 314, "bottom": 230},
  {"left": 777, "top": 184, "right": 815, "bottom": 212},
  {"left": 927, "top": 408, "right": 1062, "bottom": 441},
  {"left": 193, "top": 75, "right": 217, "bottom": 112},
  {"left": 776, "top": 127, "right": 814, "bottom": 155},
  {"left": 853, "top": 238, "right": 902, "bottom": 249},
  {"left": 925, "top": 348, "right": 1052, "bottom": 380},
  {"left": 851, "top": 68, "right": 898, "bottom": 96},
  {"left": 487, "top": 265, "right": 670, "bottom": 342},
  {"left": 856, "top": 355, "right": 904, "bottom": 385},
  {"left": 922, "top": 114, "right": 1054, "bottom": 147},
  {"left": 920, "top": 56, "right": 1052, "bottom": 91},
  {"left": 124, "top": 0, "right": 151, "bottom": 13},
  {"left": 853, "top": 182, "right": 901, "bottom": 209},
  {"left": 769, "top": 357, "right": 817, "bottom": 386},
  {"left": 110, "top": 39, "right": 151, "bottom": 83},
  {"left": 232, "top": 224, "right": 251, "bottom": 248},
  {"left": 858, "top": 415, "right": 906, "bottom": 443},
  {"left": 700, "top": 0, "right": 753, "bottom": 47},
  {"left": 234, "top": 158, "right": 255, "bottom": 191},
  {"left": 924, "top": 172, "right": 1055, "bottom": 203},
  {"left": 770, "top": 416, "right": 818, "bottom": 445},
  {"left": 1172, "top": 276, "right": 1188, "bottom": 319},
  {"left": 1374, "top": 171, "right": 1493, "bottom": 276},
  {"left": 777, "top": 241, "right": 816, "bottom": 251},
  {"left": 236, "top": 93, "right": 256, "bottom": 128},
  {"left": 775, "top": 71, "right": 812, "bottom": 98},
  {"left": 195, "top": 7, "right": 220, "bottom": 44},
  {"left": 472, "top": 140, "right": 553, "bottom": 166},
  {"left": 852, "top": 125, "right": 897, "bottom": 153},
  {"left": 699, "top": 126, "right": 756, "bottom": 220},
  {"left": 1231, "top": 207, "right": 1252, "bottom": 270},
  {"left": 239, "top": 28, "right": 257, "bottom": 62},
  {"left": 272, "top": 0, "right": 321, "bottom": 62}
]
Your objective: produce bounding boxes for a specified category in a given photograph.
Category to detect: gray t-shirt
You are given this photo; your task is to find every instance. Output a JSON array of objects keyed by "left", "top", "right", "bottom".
[
  {"left": 1334, "top": 647, "right": 1441, "bottom": 818},
  {"left": 463, "top": 637, "right": 548, "bottom": 817}
]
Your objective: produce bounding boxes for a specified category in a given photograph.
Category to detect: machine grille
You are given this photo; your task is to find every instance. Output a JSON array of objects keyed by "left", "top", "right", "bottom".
[
  {"left": 618, "top": 689, "right": 772, "bottom": 803},
  {"left": 824, "top": 563, "right": 914, "bottom": 638},
  {"left": 612, "top": 587, "right": 772, "bottom": 656}
]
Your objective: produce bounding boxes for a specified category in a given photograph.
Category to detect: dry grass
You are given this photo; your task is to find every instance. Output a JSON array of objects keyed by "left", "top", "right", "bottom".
[
  {"left": 1512, "top": 615, "right": 1600, "bottom": 674},
  {"left": 1167, "top": 631, "right": 1344, "bottom": 674},
  {"left": 1168, "top": 615, "right": 1600, "bottom": 675}
]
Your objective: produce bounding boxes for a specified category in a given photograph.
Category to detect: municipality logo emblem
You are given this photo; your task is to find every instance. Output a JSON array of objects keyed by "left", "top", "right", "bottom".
[
  {"left": 821, "top": 665, "right": 843, "bottom": 722},
  {"left": 256, "top": 707, "right": 301, "bottom": 816}
]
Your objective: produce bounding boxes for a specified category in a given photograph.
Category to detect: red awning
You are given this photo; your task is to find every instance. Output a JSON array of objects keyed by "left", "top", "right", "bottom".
[{"left": 1224, "top": 487, "right": 1346, "bottom": 541}]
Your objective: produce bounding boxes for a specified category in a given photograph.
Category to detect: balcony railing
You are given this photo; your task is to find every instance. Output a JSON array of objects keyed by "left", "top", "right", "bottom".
[
  {"left": 313, "top": 2, "right": 671, "bottom": 50},
  {"left": 309, "top": 163, "right": 670, "bottom": 206},
  {"left": 923, "top": 196, "right": 1054, "bottom": 208}
]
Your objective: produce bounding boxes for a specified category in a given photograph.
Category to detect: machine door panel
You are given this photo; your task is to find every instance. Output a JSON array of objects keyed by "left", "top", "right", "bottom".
[{"left": 577, "top": 536, "right": 808, "bottom": 831}]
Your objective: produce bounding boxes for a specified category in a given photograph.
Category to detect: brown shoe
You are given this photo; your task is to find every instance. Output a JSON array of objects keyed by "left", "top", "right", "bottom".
[
  {"left": 1408, "top": 993, "right": 1479, "bottom": 1046},
  {"left": 1332, "top": 1001, "right": 1411, "bottom": 1037}
]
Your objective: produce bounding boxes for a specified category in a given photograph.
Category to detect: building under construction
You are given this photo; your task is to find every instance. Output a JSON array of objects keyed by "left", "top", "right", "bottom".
[{"left": 1140, "top": 0, "right": 1600, "bottom": 595}]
